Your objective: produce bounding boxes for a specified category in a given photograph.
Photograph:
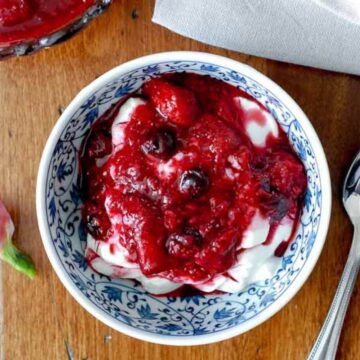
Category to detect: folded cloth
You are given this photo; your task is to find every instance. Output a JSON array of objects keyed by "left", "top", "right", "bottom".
[
  {"left": 315, "top": 0, "right": 360, "bottom": 23},
  {"left": 153, "top": 0, "right": 360, "bottom": 75}
]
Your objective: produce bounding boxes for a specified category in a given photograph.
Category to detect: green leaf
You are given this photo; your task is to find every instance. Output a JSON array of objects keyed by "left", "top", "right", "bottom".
[{"left": 1, "top": 238, "right": 36, "bottom": 279}]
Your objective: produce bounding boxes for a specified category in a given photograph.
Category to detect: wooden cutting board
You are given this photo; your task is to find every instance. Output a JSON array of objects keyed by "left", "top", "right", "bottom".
[{"left": 0, "top": 1, "right": 359, "bottom": 359}]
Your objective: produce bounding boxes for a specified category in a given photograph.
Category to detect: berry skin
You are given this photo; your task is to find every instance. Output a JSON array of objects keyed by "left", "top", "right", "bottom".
[
  {"left": 141, "top": 127, "right": 176, "bottom": 159},
  {"left": 166, "top": 227, "right": 203, "bottom": 259},
  {"left": 87, "top": 130, "right": 112, "bottom": 159},
  {"left": 143, "top": 78, "right": 200, "bottom": 126},
  {"left": 84, "top": 204, "right": 111, "bottom": 239},
  {"left": 179, "top": 168, "right": 209, "bottom": 198},
  {"left": 86, "top": 213, "right": 101, "bottom": 237}
]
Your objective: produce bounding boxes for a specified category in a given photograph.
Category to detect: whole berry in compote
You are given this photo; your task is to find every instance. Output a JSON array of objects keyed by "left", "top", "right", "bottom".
[
  {"left": 142, "top": 127, "right": 177, "bottom": 159},
  {"left": 143, "top": 78, "right": 200, "bottom": 126},
  {"left": 166, "top": 227, "right": 203, "bottom": 259},
  {"left": 86, "top": 213, "right": 101, "bottom": 237},
  {"left": 83, "top": 204, "right": 111, "bottom": 239},
  {"left": 179, "top": 168, "right": 209, "bottom": 198}
]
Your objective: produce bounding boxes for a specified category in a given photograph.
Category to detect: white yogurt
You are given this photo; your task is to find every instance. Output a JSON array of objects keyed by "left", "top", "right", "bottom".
[
  {"left": 111, "top": 97, "right": 146, "bottom": 148},
  {"left": 86, "top": 216, "right": 294, "bottom": 294},
  {"left": 241, "top": 210, "right": 270, "bottom": 249},
  {"left": 235, "top": 96, "right": 279, "bottom": 147}
]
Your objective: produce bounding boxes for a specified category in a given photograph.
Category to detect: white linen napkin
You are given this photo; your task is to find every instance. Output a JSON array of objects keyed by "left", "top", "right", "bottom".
[{"left": 153, "top": 0, "right": 360, "bottom": 75}]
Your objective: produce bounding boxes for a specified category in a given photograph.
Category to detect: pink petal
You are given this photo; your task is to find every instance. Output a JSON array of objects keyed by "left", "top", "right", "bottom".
[{"left": 0, "top": 200, "right": 14, "bottom": 249}]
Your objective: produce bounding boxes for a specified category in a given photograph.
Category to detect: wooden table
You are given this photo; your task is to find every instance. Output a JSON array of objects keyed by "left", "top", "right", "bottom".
[{"left": 0, "top": 1, "right": 359, "bottom": 359}]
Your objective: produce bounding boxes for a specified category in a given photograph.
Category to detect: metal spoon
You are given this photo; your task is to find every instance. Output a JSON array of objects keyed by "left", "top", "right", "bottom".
[{"left": 307, "top": 150, "right": 360, "bottom": 360}]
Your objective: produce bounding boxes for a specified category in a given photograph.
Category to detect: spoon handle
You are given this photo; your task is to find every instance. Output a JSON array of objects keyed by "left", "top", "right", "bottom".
[{"left": 307, "top": 225, "right": 360, "bottom": 360}]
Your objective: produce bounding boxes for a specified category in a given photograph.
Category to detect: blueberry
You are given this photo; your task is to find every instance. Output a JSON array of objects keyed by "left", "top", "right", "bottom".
[
  {"left": 86, "top": 214, "right": 101, "bottom": 237},
  {"left": 179, "top": 168, "right": 209, "bottom": 198},
  {"left": 142, "top": 128, "right": 176, "bottom": 159}
]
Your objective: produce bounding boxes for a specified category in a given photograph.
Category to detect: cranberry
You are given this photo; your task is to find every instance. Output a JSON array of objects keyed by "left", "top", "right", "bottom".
[
  {"left": 141, "top": 128, "right": 176, "bottom": 159},
  {"left": 166, "top": 227, "right": 202, "bottom": 259},
  {"left": 179, "top": 168, "right": 209, "bottom": 198}
]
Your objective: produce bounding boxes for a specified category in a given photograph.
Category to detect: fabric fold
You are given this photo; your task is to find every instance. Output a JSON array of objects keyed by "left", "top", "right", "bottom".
[{"left": 153, "top": 0, "right": 360, "bottom": 75}]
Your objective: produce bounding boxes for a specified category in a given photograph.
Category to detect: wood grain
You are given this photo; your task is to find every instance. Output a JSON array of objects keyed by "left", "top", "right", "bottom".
[{"left": 0, "top": 1, "right": 359, "bottom": 359}]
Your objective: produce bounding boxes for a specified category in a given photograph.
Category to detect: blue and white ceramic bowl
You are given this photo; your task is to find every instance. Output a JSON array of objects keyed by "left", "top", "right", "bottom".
[{"left": 36, "top": 52, "right": 331, "bottom": 345}]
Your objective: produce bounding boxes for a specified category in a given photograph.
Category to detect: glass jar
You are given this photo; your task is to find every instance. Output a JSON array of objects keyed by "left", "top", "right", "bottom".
[{"left": 0, "top": 0, "right": 112, "bottom": 60}]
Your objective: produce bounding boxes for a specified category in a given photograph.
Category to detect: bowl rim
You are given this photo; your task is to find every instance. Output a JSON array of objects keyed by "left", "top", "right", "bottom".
[{"left": 36, "top": 51, "right": 332, "bottom": 346}]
